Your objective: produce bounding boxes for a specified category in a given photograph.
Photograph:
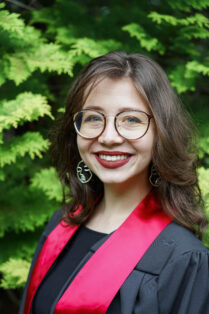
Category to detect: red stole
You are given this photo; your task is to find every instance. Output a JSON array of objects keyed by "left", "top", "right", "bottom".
[{"left": 24, "top": 191, "right": 172, "bottom": 314}]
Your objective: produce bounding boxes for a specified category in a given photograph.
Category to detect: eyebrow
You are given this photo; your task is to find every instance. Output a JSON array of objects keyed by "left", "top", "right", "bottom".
[{"left": 83, "top": 105, "right": 146, "bottom": 112}]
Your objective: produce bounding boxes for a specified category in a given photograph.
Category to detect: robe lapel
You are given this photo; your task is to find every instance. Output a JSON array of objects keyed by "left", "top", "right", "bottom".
[
  {"left": 23, "top": 220, "right": 80, "bottom": 314},
  {"left": 24, "top": 191, "right": 172, "bottom": 314}
]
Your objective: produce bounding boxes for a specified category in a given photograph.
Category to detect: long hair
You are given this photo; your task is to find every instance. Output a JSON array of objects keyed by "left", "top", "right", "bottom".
[{"left": 49, "top": 51, "right": 208, "bottom": 239}]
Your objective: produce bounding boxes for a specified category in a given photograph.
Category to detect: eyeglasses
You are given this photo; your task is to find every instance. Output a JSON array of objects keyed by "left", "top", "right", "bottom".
[{"left": 73, "top": 109, "right": 153, "bottom": 140}]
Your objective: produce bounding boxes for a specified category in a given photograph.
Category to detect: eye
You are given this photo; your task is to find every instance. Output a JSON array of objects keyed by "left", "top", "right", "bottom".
[
  {"left": 84, "top": 115, "right": 103, "bottom": 123},
  {"left": 124, "top": 116, "right": 141, "bottom": 124},
  {"left": 120, "top": 115, "right": 142, "bottom": 125}
]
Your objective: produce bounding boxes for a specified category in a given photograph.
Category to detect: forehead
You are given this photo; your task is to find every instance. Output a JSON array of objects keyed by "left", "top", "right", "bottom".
[{"left": 82, "top": 77, "right": 150, "bottom": 113}]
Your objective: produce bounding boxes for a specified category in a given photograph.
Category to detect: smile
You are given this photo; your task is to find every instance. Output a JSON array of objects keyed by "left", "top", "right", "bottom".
[
  {"left": 99, "top": 154, "right": 129, "bottom": 161},
  {"left": 95, "top": 152, "right": 133, "bottom": 169}
]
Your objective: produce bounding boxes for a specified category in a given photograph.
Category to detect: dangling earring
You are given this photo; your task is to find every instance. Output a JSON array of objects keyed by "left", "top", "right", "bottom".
[
  {"left": 76, "top": 160, "right": 92, "bottom": 183},
  {"left": 149, "top": 164, "right": 161, "bottom": 187}
]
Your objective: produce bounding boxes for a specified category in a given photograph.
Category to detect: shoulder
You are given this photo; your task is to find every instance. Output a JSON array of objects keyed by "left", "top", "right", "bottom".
[
  {"left": 162, "top": 221, "right": 208, "bottom": 255},
  {"left": 31, "top": 208, "right": 63, "bottom": 256},
  {"left": 156, "top": 223, "right": 209, "bottom": 313},
  {"left": 136, "top": 221, "right": 209, "bottom": 275},
  {"left": 42, "top": 208, "right": 63, "bottom": 237},
  {"left": 158, "top": 221, "right": 209, "bottom": 272}
]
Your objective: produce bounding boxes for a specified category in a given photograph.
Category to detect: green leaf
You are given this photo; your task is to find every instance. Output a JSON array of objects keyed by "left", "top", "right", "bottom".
[
  {"left": 55, "top": 26, "right": 77, "bottom": 45},
  {"left": 0, "top": 258, "right": 30, "bottom": 289},
  {"left": 5, "top": 54, "right": 32, "bottom": 85},
  {"left": 122, "top": 23, "right": 165, "bottom": 54},
  {"left": 148, "top": 12, "right": 209, "bottom": 28},
  {"left": 0, "top": 132, "right": 50, "bottom": 167},
  {"left": 27, "top": 43, "right": 75, "bottom": 76},
  {"left": 0, "top": 132, "right": 3, "bottom": 144},
  {"left": 0, "top": 92, "right": 54, "bottom": 132},
  {"left": 169, "top": 64, "right": 196, "bottom": 94},
  {"left": 167, "top": 0, "right": 209, "bottom": 12},
  {"left": 0, "top": 169, "right": 5, "bottom": 181},
  {"left": 199, "top": 137, "right": 209, "bottom": 159},
  {"left": 198, "top": 167, "right": 209, "bottom": 214},
  {"left": 30, "top": 167, "right": 63, "bottom": 202},
  {"left": 179, "top": 25, "right": 209, "bottom": 40},
  {"left": 0, "top": 9, "right": 24, "bottom": 37},
  {"left": 0, "top": 179, "right": 59, "bottom": 236},
  {"left": 148, "top": 12, "right": 179, "bottom": 26},
  {"left": 0, "top": 59, "right": 7, "bottom": 86},
  {"left": 58, "top": 107, "right": 65, "bottom": 113},
  {"left": 70, "top": 38, "right": 121, "bottom": 58},
  {"left": 186, "top": 61, "right": 209, "bottom": 76},
  {"left": 0, "top": 228, "right": 42, "bottom": 264},
  {"left": 0, "top": 3, "right": 6, "bottom": 9},
  {"left": 185, "top": 13, "right": 209, "bottom": 28}
]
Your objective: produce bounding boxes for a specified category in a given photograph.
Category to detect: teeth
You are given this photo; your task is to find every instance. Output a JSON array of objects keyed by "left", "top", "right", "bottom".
[{"left": 99, "top": 154, "right": 129, "bottom": 161}]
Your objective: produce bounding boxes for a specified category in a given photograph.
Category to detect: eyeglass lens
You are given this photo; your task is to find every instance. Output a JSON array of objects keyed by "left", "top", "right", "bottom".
[{"left": 74, "top": 110, "right": 150, "bottom": 140}]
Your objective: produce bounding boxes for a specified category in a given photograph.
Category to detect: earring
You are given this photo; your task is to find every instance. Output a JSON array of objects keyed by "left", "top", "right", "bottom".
[
  {"left": 149, "top": 164, "right": 161, "bottom": 187},
  {"left": 76, "top": 160, "right": 92, "bottom": 183}
]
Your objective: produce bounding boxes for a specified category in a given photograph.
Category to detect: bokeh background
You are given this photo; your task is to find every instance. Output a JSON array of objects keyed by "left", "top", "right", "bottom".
[{"left": 0, "top": 0, "right": 209, "bottom": 312}]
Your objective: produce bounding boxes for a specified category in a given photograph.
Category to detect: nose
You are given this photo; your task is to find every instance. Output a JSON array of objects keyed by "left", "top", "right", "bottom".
[{"left": 98, "top": 116, "right": 124, "bottom": 145}]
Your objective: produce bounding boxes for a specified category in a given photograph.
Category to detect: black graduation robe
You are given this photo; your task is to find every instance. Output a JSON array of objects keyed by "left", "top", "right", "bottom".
[{"left": 19, "top": 209, "right": 209, "bottom": 314}]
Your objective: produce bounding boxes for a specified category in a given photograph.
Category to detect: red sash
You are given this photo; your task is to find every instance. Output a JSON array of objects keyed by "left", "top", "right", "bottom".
[{"left": 24, "top": 191, "right": 172, "bottom": 314}]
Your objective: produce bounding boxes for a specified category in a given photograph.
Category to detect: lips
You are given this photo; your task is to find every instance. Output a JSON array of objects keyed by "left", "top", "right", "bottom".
[{"left": 94, "top": 151, "right": 133, "bottom": 169}]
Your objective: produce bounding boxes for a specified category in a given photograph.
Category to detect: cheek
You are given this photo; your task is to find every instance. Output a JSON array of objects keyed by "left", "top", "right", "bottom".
[
  {"left": 76, "top": 136, "right": 92, "bottom": 162},
  {"left": 133, "top": 135, "right": 156, "bottom": 163},
  {"left": 136, "top": 133, "right": 156, "bottom": 152}
]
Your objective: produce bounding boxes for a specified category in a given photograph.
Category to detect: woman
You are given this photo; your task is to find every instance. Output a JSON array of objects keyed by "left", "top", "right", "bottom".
[{"left": 20, "top": 51, "right": 209, "bottom": 314}]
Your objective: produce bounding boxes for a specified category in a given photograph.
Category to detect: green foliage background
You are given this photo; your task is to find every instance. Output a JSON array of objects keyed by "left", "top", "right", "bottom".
[{"left": 0, "top": 0, "right": 209, "bottom": 302}]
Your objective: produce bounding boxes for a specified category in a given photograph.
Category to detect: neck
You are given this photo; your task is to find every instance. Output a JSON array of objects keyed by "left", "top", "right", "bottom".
[
  {"left": 85, "top": 174, "right": 153, "bottom": 234},
  {"left": 100, "top": 175, "right": 152, "bottom": 220}
]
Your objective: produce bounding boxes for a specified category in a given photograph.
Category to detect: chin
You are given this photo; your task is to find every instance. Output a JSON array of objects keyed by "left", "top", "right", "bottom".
[{"left": 96, "top": 173, "right": 134, "bottom": 185}]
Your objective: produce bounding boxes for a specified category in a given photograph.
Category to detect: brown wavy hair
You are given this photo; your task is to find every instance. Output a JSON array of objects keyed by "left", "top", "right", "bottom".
[{"left": 49, "top": 51, "right": 208, "bottom": 239}]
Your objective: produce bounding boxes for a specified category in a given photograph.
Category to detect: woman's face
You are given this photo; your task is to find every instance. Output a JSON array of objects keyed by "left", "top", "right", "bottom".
[{"left": 77, "top": 77, "right": 156, "bottom": 186}]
